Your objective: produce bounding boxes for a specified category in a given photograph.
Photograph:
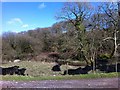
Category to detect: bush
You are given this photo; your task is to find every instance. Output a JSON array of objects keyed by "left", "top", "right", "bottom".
[{"left": 99, "top": 54, "right": 110, "bottom": 60}]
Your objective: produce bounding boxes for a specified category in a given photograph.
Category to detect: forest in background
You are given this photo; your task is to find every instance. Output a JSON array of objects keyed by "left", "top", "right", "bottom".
[{"left": 1, "top": 2, "right": 120, "bottom": 66}]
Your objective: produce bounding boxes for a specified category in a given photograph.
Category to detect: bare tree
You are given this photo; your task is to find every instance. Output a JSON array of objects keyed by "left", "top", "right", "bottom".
[
  {"left": 56, "top": 2, "right": 92, "bottom": 65},
  {"left": 99, "top": 2, "right": 119, "bottom": 72},
  {"left": 87, "top": 12, "right": 104, "bottom": 73}
]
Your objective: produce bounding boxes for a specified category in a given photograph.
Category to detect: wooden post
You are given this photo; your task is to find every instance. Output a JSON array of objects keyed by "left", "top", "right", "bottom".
[
  {"left": 116, "top": 61, "right": 117, "bottom": 73},
  {"left": 93, "top": 54, "right": 95, "bottom": 74},
  {"left": 66, "top": 62, "right": 68, "bottom": 75}
]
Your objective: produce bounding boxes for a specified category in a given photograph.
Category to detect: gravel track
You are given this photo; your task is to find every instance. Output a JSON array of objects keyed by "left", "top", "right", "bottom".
[{"left": 0, "top": 78, "right": 119, "bottom": 89}]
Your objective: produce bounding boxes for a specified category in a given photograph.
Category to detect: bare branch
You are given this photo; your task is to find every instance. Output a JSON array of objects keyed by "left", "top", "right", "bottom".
[
  {"left": 118, "top": 43, "right": 120, "bottom": 46},
  {"left": 103, "top": 37, "right": 114, "bottom": 41}
]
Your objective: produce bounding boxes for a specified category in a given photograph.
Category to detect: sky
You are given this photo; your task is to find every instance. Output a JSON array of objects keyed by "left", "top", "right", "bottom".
[
  {"left": 1, "top": 2, "right": 104, "bottom": 34},
  {"left": 2, "top": 2, "right": 63, "bottom": 33}
]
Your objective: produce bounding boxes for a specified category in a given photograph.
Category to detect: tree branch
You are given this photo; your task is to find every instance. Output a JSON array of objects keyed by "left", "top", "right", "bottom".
[
  {"left": 103, "top": 37, "right": 114, "bottom": 41},
  {"left": 118, "top": 43, "right": 120, "bottom": 46}
]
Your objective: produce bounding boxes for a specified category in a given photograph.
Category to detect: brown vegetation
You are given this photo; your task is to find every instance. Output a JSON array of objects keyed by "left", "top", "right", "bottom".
[{"left": 1, "top": 3, "right": 120, "bottom": 70}]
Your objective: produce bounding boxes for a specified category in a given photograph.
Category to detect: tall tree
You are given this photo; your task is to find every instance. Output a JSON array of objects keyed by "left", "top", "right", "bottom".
[
  {"left": 99, "top": 2, "right": 119, "bottom": 58},
  {"left": 56, "top": 2, "right": 92, "bottom": 65},
  {"left": 98, "top": 2, "right": 119, "bottom": 72}
]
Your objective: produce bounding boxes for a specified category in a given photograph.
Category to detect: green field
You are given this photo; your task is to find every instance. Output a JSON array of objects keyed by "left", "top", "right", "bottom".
[
  {"left": 1, "top": 61, "right": 78, "bottom": 77},
  {"left": 1, "top": 61, "right": 119, "bottom": 81},
  {"left": 1, "top": 72, "right": 118, "bottom": 81}
]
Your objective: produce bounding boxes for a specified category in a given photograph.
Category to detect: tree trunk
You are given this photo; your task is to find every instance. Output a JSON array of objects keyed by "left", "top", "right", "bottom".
[{"left": 66, "top": 62, "right": 68, "bottom": 75}]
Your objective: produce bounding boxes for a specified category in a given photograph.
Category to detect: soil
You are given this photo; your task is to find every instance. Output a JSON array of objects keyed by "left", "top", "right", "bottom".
[{"left": 0, "top": 78, "right": 119, "bottom": 89}]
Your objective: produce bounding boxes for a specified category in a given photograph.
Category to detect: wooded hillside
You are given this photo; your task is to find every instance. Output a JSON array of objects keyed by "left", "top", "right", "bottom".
[{"left": 2, "top": 2, "right": 120, "bottom": 65}]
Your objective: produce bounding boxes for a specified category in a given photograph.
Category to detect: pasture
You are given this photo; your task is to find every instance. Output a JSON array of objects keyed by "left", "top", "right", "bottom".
[
  {"left": 0, "top": 61, "right": 119, "bottom": 81},
  {"left": 1, "top": 61, "right": 79, "bottom": 77}
]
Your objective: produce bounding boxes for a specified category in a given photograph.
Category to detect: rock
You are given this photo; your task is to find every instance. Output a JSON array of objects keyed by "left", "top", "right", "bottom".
[{"left": 13, "top": 59, "right": 21, "bottom": 63}]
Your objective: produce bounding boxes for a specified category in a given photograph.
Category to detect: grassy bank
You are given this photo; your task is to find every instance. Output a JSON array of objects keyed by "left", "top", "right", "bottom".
[
  {"left": 1, "top": 61, "right": 119, "bottom": 81},
  {"left": 1, "top": 61, "right": 81, "bottom": 77},
  {"left": 1, "top": 72, "right": 119, "bottom": 81}
]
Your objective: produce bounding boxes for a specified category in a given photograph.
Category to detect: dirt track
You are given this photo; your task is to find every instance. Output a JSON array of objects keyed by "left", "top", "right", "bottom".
[{"left": 0, "top": 78, "right": 119, "bottom": 89}]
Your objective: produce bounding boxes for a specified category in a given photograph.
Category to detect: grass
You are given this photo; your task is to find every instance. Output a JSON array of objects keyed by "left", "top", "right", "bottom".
[
  {"left": 1, "top": 61, "right": 78, "bottom": 77},
  {"left": 1, "top": 72, "right": 118, "bottom": 81},
  {"left": 1, "top": 61, "right": 119, "bottom": 81}
]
